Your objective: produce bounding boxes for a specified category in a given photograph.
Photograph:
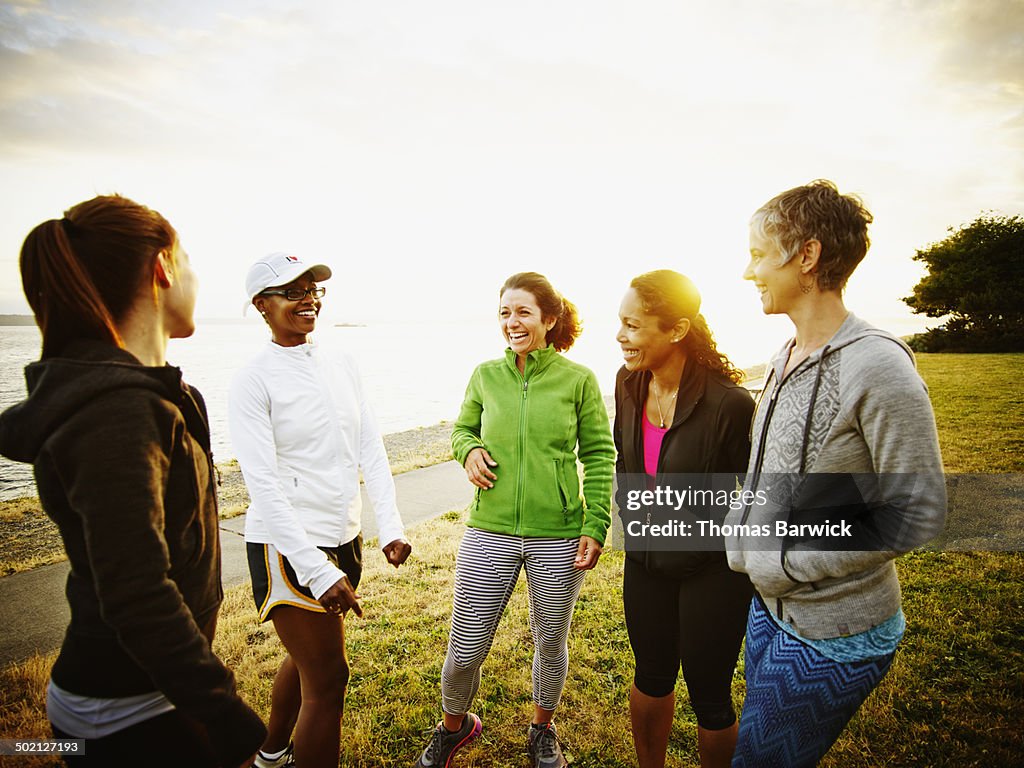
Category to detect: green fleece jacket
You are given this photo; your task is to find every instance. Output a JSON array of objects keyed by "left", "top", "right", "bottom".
[{"left": 452, "top": 345, "right": 615, "bottom": 544}]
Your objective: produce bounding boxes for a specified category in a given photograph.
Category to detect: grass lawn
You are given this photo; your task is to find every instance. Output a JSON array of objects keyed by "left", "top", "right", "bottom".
[
  {"left": 1, "top": 353, "right": 1022, "bottom": 767},
  {"left": 915, "top": 353, "right": 1024, "bottom": 474}
]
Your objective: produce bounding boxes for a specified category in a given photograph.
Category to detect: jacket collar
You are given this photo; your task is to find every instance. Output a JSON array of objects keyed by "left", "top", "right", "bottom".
[
  {"left": 504, "top": 344, "right": 559, "bottom": 378},
  {"left": 621, "top": 357, "right": 707, "bottom": 429}
]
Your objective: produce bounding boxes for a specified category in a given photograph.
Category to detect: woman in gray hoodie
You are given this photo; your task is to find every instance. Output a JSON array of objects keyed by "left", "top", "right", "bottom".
[{"left": 726, "top": 180, "right": 946, "bottom": 767}]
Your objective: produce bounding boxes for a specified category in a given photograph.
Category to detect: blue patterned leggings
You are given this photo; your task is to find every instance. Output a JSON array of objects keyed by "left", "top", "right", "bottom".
[{"left": 732, "top": 597, "right": 895, "bottom": 768}]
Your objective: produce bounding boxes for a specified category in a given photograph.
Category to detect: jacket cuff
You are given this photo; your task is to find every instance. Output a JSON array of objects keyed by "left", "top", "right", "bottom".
[
  {"left": 377, "top": 521, "right": 407, "bottom": 549},
  {"left": 205, "top": 700, "right": 267, "bottom": 768},
  {"left": 309, "top": 562, "right": 347, "bottom": 600},
  {"left": 581, "top": 522, "right": 608, "bottom": 547},
  {"left": 453, "top": 440, "right": 485, "bottom": 467}
]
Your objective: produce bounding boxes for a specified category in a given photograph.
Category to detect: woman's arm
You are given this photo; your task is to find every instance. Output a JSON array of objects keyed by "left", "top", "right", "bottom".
[
  {"left": 715, "top": 385, "right": 755, "bottom": 475},
  {"left": 451, "top": 366, "right": 499, "bottom": 488},
  {"left": 348, "top": 356, "right": 410, "bottom": 565},
  {"left": 612, "top": 368, "right": 629, "bottom": 512},
  {"left": 451, "top": 367, "right": 487, "bottom": 465},
  {"left": 576, "top": 370, "right": 616, "bottom": 545}
]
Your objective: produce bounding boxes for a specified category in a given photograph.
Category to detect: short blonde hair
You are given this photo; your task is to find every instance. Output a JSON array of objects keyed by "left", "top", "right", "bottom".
[{"left": 751, "top": 179, "right": 873, "bottom": 291}]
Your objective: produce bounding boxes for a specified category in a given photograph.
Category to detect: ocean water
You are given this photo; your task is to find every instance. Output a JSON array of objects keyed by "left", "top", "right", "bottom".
[{"left": 0, "top": 321, "right": 625, "bottom": 500}]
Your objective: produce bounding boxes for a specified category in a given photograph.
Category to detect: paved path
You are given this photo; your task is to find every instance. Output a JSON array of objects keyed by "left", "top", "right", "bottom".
[{"left": 0, "top": 461, "right": 472, "bottom": 667}]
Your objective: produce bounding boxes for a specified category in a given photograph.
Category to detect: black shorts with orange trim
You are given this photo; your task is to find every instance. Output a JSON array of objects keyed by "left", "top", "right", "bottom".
[{"left": 246, "top": 537, "right": 363, "bottom": 622}]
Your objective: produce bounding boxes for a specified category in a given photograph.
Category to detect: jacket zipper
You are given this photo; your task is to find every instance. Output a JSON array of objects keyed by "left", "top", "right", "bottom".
[
  {"left": 181, "top": 386, "right": 219, "bottom": 516},
  {"left": 741, "top": 352, "right": 831, "bottom": 618},
  {"left": 515, "top": 375, "right": 529, "bottom": 535},
  {"left": 739, "top": 368, "right": 781, "bottom": 526},
  {"left": 636, "top": 374, "right": 678, "bottom": 561}
]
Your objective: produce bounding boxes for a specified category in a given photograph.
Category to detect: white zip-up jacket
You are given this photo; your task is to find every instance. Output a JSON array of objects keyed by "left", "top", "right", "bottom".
[{"left": 229, "top": 340, "right": 405, "bottom": 599}]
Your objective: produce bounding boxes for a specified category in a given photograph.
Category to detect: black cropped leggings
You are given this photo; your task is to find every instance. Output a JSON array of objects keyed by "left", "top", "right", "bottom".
[{"left": 623, "top": 554, "right": 753, "bottom": 730}]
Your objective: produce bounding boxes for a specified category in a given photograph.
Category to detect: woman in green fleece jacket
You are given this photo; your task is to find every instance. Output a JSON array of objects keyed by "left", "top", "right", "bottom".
[{"left": 414, "top": 272, "right": 615, "bottom": 768}]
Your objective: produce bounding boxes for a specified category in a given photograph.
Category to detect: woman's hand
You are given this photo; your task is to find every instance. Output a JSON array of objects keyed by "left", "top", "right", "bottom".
[
  {"left": 318, "top": 575, "right": 362, "bottom": 618},
  {"left": 573, "top": 535, "right": 602, "bottom": 570},
  {"left": 382, "top": 538, "right": 412, "bottom": 567},
  {"left": 464, "top": 447, "right": 498, "bottom": 489}
]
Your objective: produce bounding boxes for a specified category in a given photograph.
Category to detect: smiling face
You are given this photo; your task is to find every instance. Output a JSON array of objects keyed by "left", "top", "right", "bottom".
[
  {"left": 616, "top": 287, "right": 687, "bottom": 372},
  {"left": 499, "top": 288, "right": 555, "bottom": 358},
  {"left": 744, "top": 226, "right": 804, "bottom": 316},
  {"left": 253, "top": 272, "right": 322, "bottom": 347}
]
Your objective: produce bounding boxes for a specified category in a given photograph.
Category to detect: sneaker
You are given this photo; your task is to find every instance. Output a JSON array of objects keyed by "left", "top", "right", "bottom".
[
  {"left": 253, "top": 742, "right": 295, "bottom": 768},
  {"left": 527, "top": 722, "right": 568, "bottom": 768},
  {"left": 415, "top": 713, "right": 482, "bottom": 767}
]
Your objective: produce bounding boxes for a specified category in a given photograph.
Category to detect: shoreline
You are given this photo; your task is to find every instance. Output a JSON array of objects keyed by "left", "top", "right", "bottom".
[
  {"left": 0, "top": 421, "right": 457, "bottom": 576},
  {"left": 217, "top": 420, "right": 456, "bottom": 517}
]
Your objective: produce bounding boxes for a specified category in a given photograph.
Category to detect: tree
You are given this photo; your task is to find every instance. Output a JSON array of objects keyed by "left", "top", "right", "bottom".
[{"left": 903, "top": 214, "right": 1024, "bottom": 352}]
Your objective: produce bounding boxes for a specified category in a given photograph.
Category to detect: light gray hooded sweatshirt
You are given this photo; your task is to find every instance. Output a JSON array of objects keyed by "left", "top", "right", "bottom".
[{"left": 726, "top": 313, "right": 946, "bottom": 640}]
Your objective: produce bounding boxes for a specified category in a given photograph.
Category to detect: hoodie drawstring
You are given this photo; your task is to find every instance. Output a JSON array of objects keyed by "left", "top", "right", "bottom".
[{"left": 797, "top": 345, "right": 830, "bottom": 475}]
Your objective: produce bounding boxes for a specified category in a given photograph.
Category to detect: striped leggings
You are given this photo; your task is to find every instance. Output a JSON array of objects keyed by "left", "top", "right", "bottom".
[{"left": 441, "top": 527, "right": 586, "bottom": 714}]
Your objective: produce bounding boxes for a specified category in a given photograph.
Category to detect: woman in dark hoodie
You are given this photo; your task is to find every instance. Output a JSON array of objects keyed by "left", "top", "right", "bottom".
[
  {"left": 614, "top": 270, "right": 754, "bottom": 768},
  {"left": 0, "top": 196, "right": 265, "bottom": 767}
]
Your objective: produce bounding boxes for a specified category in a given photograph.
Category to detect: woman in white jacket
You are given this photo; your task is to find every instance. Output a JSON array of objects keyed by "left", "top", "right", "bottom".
[{"left": 229, "top": 252, "right": 411, "bottom": 768}]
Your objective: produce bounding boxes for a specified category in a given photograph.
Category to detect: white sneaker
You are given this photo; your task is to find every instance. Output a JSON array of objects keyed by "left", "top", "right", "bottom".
[{"left": 253, "top": 743, "right": 295, "bottom": 768}]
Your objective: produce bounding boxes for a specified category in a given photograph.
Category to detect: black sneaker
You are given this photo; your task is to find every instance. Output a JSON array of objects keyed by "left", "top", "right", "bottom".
[
  {"left": 527, "top": 722, "right": 568, "bottom": 768},
  {"left": 415, "top": 713, "right": 482, "bottom": 767}
]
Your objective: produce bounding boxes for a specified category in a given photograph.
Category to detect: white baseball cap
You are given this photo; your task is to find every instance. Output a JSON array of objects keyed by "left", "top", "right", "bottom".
[{"left": 244, "top": 252, "right": 332, "bottom": 313}]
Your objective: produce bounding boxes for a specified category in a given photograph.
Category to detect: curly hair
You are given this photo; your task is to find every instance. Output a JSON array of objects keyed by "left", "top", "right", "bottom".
[
  {"left": 750, "top": 179, "right": 873, "bottom": 291},
  {"left": 500, "top": 272, "right": 581, "bottom": 352},
  {"left": 630, "top": 269, "right": 744, "bottom": 384}
]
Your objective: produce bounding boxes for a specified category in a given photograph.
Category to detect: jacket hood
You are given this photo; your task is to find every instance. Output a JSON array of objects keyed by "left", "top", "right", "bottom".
[
  {"left": 0, "top": 340, "right": 187, "bottom": 464},
  {"left": 769, "top": 312, "right": 914, "bottom": 383}
]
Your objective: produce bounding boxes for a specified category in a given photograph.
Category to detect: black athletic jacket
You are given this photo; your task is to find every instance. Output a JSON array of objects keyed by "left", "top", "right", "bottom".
[
  {"left": 614, "top": 359, "right": 755, "bottom": 577},
  {"left": 0, "top": 340, "right": 264, "bottom": 766}
]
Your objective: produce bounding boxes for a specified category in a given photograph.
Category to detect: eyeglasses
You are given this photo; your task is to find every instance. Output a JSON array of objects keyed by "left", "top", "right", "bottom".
[{"left": 259, "top": 286, "right": 327, "bottom": 301}]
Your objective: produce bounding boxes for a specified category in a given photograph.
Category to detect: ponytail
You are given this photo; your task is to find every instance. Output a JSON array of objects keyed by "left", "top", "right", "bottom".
[
  {"left": 19, "top": 195, "right": 176, "bottom": 358},
  {"left": 545, "top": 295, "right": 581, "bottom": 352},
  {"left": 21, "top": 219, "right": 123, "bottom": 357}
]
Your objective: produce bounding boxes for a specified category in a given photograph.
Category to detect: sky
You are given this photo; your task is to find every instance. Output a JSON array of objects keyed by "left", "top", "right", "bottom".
[{"left": 1, "top": 0, "right": 1022, "bottom": 367}]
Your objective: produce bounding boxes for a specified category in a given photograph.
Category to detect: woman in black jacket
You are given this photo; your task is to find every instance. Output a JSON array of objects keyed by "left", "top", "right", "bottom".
[
  {"left": 0, "top": 196, "right": 265, "bottom": 767},
  {"left": 614, "top": 270, "right": 754, "bottom": 768}
]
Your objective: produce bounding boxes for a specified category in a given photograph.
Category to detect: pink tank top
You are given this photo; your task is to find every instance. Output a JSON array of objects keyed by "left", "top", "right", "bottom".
[{"left": 641, "top": 407, "right": 669, "bottom": 476}]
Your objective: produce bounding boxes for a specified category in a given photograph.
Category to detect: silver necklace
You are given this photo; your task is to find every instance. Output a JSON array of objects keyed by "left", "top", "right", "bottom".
[{"left": 650, "top": 379, "right": 678, "bottom": 429}]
